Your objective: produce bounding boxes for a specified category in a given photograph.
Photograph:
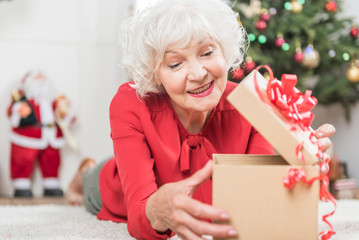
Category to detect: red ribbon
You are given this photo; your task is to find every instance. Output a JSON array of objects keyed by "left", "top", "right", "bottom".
[{"left": 253, "top": 65, "right": 336, "bottom": 240}]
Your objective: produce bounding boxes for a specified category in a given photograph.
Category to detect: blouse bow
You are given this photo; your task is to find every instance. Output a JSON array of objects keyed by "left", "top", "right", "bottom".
[{"left": 180, "top": 135, "right": 217, "bottom": 173}]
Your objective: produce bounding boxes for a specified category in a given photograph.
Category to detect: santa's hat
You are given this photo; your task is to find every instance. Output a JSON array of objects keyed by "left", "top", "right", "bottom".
[{"left": 21, "top": 71, "right": 46, "bottom": 86}]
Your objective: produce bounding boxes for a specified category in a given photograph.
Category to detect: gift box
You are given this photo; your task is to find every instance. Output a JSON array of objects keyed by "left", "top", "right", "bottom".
[
  {"left": 213, "top": 154, "right": 319, "bottom": 240},
  {"left": 212, "top": 69, "right": 334, "bottom": 240}
]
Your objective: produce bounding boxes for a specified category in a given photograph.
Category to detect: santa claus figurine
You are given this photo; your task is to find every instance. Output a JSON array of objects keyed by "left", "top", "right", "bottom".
[{"left": 7, "top": 71, "right": 76, "bottom": 198}]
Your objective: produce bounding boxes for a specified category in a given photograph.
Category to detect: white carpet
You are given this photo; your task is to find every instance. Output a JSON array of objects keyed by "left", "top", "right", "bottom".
[{"left": 0, "top": 200, "right": 359, "bottom": 240}]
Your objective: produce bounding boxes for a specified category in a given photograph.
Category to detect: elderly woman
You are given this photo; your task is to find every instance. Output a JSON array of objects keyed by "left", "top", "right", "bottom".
[{"left": 67, "top": 0, "right": 335, "bottom": 239}]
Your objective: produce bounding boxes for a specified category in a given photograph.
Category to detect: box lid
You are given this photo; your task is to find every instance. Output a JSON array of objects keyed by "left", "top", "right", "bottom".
[{"left": 227, "top": 70, "right": 319, "bottom": 166}]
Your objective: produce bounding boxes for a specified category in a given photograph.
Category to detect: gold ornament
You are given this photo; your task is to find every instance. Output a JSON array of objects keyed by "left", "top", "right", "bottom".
[
  {"left": 242, "top": 0, "right": 262, "bottom": 18},
  {"left": 346, "top": 62, "right": 359, "bottom": 83},
  {"left": 302, "top": 45, "right": 320, "bottom": 69},
  {"left": 291, "top": 1, "right": 303, "bottom": 13}
]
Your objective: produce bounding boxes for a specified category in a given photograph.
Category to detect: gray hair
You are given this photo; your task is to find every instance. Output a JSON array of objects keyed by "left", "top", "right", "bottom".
[{"left": 119, "top": 0, "right": 247, "bottom": 97}]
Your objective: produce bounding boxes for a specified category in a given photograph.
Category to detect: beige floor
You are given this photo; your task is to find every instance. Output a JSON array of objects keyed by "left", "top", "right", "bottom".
[{"left": 0, "top": 196, "right": 68, "bottom": 205}]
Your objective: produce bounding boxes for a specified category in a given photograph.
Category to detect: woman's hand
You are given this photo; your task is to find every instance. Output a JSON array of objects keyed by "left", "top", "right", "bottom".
[
  {"left": 314, "top": 123, "right": 336, "bottom": 173},
  {"left": 314, "top": 123, "right": 336, "bottom": 152},
  {"left": 145, "top": 161, "right": 237, "bottom": 240}
]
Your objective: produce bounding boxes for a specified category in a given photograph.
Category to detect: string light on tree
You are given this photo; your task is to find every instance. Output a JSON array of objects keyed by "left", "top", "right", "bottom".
[
  {"left": 248, "top": 33, "right": 256, "bottom": 42},
  {"left": 328, "top": 49, "right": 336, "bottom": 58},
  {"left": 284, "top": 2, "right": 292, "bottom": 11},
  {"left": 268, "top": 7, "right": 277, "bottom": 15},
  {"left": 281, "top": 43, "right": 290, "bottom": 51},
  {"left": 342, "top": 52, "right": 351, "bottom": 62},
  {"left": 258, "top": 34, "right": 267, "bottom": 44}
]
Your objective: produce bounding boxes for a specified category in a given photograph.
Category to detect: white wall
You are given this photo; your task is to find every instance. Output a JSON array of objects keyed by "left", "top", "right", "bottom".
[{"left": 0, "top": 0, "right": 131, "bottom": 196}]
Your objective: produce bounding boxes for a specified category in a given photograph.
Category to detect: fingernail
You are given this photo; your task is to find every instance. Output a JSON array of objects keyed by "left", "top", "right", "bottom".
[
  {"left": 317, "top": 132, "right": 323, "bottom": 138},
  {"left": 220, "top": 212, "right": 230, "bottom": 219},
  {"left": 228, "top": 229, "right": 238, "bottom": 236}
]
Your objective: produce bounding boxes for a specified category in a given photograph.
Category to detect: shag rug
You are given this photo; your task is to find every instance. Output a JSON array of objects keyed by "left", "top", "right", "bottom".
[{"left": 1, "top": 200, "right": 359, "bottom": 240}]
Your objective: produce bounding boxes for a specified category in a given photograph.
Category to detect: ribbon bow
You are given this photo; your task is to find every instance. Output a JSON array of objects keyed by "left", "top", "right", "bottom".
[
  {"left": 254, "top": 65, "right": 336, "bottom": 240},
  {"left": 255, "top": 65, "right": 318, "bottom": 130}
]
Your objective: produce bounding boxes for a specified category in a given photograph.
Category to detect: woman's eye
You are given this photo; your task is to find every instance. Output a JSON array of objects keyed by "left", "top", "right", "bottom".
[
  {"left": 203, "top": 50, "right": 213, "bottom": 57},
  {"left": 169, "top": 63, "right": 181, "bottom": 69}
]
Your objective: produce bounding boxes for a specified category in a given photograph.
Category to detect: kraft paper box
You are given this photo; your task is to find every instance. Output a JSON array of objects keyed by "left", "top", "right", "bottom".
[
  {"left": 213, "top": 154, "right": 320, "bottom": 240},
  {"left": 226, "top": 70, "right": 319, "bottom": 166},
  {"left": 212, "top": 70, "right": 321, "bottom": 240}
]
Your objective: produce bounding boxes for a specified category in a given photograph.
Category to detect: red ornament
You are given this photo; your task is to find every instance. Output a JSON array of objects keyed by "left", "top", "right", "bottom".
[
  {"left": 231, "top": 68, "right": 245, "bottom": 81},
  {"left": 255, "top": 20, "right": 267, "bottom": 31},
  {"left": 350, "top": 26, "right": 359, "bottom": 39},
  {"left": 325, "top": 1, "right": 337, "bottom": 12},
  {"left": 275, "top": 37, "right": 285, "bottom": 47},
  {"left": 260, "top": 13, "right": 271, "bottom": 22},
  {"left": 244, "top": 60, "right": 256, "bottom": 73},
  {"left": 294, "top": 51, "right": 304, "bottom": 63}
]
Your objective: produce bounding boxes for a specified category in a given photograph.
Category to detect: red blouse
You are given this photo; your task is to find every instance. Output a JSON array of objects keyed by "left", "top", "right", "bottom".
[{"left": 97, "top": 81, "right": 274, "bottom": 240}]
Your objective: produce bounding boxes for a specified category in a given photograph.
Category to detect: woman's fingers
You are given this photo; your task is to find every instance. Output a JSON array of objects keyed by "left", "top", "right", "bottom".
[
  {"left": 171, "top": 201, "right": 237, "bottom": 239},
  {"left": 182, "top": 160, "right": 213, "bottom": 196},
  {"left": 318, "top": 137, "right": 332, "bottom": 152},
  {"left": 315, "top": 124, "right": 335, "bottom": 138},
  {"left": 172, "top": 194, "right": 229, "bottom": 221}
]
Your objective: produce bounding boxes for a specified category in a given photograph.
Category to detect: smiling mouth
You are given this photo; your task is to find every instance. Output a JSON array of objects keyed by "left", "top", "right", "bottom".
[{"left": 187, "top": 81, "right": 214, "bottom": 94}]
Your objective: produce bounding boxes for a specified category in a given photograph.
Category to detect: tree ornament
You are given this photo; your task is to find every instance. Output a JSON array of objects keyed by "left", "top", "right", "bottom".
[
  {"left": 244, "top": 57, "right": 256, "bottom": 73},
  {"left": 325, "top": 1, "right": 337, "bottom": 12},
  {"left": 346, "top": 61, "right": 359, "bottom": 83},
  {"left": 255, "top": 20, "right": 267, "bottom": 31},
  {"left": 302, "top": 45, "right": 320, "bottom": 68},
  {"left": 294, "top": 48, "right": 304, "bottom": 63},
  {"left": 260, "top": 9, "right": 271, "bottom": 22},
  {"left": 291, "top": 0, "right": 303, "bottom": 13},
  {"left": 231, "top": 67, "right": 245, "bottom": 81},
  {"left": 275, "top": 34, "right": 286, "bottom": 47},
  {"left": 243, "top": 0, "right": 262, "bottom": 18},
  {"left": 350, "top": 25, "right": 359, "bottom": 39}
]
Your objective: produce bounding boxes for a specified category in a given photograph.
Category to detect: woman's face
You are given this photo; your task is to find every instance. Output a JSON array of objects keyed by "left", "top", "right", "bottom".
[{"left": 156, "top": 38, "right": 228, "bottom": 115}]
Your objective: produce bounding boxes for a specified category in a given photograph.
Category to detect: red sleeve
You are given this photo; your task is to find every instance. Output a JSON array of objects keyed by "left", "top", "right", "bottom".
[
  {"left": 109, "top": 83, "right": 173, "bottom": 240},
  {"left": 246, "top": 127, "right": 275, "bottom": 154}
]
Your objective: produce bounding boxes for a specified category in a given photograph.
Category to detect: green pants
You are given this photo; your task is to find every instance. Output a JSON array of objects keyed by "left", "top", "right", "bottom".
[{"left": 82, "top": 159, "right": 108, "bottom": 215}]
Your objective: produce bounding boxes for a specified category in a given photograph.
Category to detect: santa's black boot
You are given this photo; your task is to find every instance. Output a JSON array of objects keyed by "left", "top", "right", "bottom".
[
  {"left": 14, "top": 189, "right": 33, "bottom": 198},
  {"left": 44, "top": 188, "right": 64, "bottom": 197}
]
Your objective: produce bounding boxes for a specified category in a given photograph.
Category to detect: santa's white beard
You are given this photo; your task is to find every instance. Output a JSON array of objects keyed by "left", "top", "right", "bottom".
[{"left": 24, "top": 80, "right": 55, "bottom": 103}]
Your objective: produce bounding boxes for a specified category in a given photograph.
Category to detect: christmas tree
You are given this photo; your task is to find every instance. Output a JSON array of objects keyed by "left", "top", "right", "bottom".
[{"left": 229, "top": 0, "right": 359, "bottom": 119}]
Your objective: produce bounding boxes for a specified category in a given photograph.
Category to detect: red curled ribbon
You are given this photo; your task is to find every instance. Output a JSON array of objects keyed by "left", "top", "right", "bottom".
[{"left": 253, "top": 65, "right": 336, "bottom": 240}]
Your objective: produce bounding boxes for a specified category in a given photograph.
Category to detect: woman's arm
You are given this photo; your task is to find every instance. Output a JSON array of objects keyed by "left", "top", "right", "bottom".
[{"left": 145, "top": 161, "right": 238, "bottom": 240}]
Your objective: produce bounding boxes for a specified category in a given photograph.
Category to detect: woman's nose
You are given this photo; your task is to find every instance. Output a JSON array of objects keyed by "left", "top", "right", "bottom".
[{"left": 187, "top": 61, "right": 207, "bottom": 81}]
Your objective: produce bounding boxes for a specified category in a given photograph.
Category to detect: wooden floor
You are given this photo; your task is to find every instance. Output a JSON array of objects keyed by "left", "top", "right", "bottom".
[{"left": 0, "top": 196, "right": 68, "bottom": 205}]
